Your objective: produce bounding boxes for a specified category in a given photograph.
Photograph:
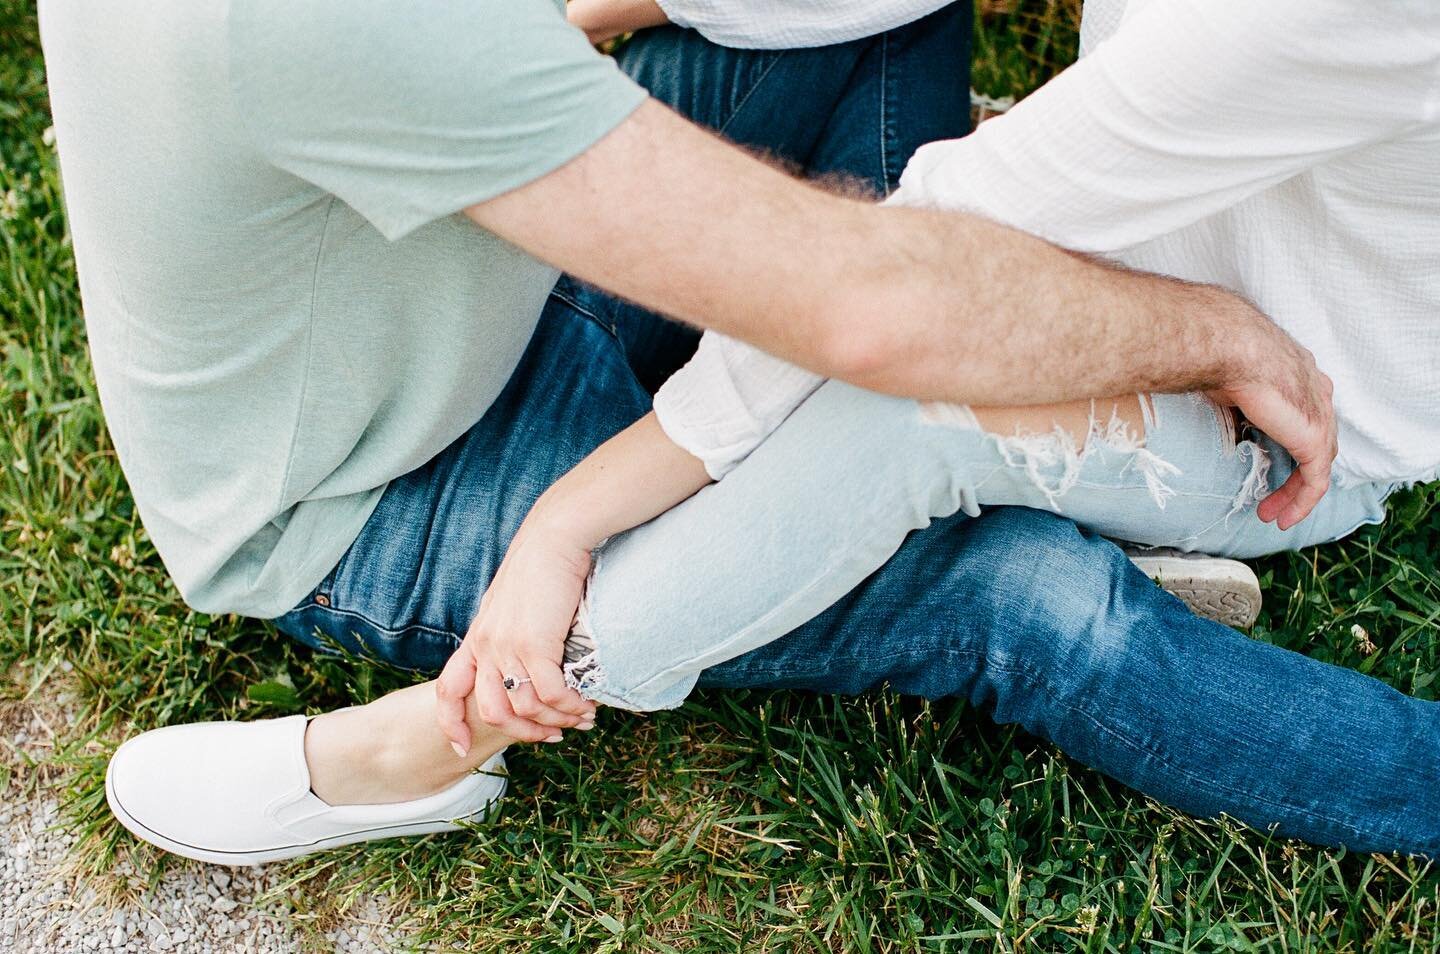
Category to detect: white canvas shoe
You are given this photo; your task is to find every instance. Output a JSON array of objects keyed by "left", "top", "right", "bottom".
[
  {"left": 106, "top": 714, "right": 506, "bottom": 866},
  {"left": 1123, "top": 546, "right": 1263, "bottom": 629}
]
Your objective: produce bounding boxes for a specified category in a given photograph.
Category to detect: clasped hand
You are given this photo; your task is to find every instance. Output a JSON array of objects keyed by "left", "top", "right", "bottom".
[{"left": 435, "top": 524, "right": 596, "bottom": 755}]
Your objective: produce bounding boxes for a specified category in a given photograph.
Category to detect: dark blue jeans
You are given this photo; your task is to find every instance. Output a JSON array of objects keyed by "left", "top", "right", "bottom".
[{"left": 275, "top": 6, "right": 1440, "bottom": 857}]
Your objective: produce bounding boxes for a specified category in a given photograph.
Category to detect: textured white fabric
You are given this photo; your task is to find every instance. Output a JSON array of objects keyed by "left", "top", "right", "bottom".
[
  {"left": 653, "top": 331, "right": 824, "bottom": 479},
  {"left": 654, "top": 0, "right": 1440, "bottom": 486},
  {"left": 654, "top": 0, "right": 949, "bottom": 49}
]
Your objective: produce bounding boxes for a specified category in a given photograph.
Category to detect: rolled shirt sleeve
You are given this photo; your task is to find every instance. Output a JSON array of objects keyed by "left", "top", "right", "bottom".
[
  {"left": 654, "top": 0, "right": 953, "bottom": 50},
  {"left": 653, "top": 331, "right": 824, "bottom": 480}
]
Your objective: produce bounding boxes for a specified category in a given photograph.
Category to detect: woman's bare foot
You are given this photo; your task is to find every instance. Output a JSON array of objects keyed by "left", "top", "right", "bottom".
[{"left": 303, "top": 681, "right": 512, "bottom": 805}]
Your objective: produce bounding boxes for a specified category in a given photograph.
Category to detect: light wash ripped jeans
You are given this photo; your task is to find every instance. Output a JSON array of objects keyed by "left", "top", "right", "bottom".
[{"left": 571, "top": 384, "right": 1395, "bottom": 711}]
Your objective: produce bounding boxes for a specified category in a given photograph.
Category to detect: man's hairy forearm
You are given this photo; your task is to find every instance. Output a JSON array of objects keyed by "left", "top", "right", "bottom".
[
  {"left": 469, "top": 100, "right": 1275, "bottom": 409},
  {"left": 830, "top": 204, "right": 1265, "bottom": 407}
]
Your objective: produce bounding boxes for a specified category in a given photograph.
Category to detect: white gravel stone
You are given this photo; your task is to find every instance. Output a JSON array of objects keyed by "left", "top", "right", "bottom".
[{"left": 0, "top": 688, "right": 409, "bottom": 953}]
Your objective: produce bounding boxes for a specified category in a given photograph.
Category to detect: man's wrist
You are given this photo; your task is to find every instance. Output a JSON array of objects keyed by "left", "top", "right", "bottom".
[
  {"left": 1222, "top": 302, "right": 1283, "bottom": 397},
  {"left": 1168, "top": 281, "right": 1272, "bottom": 396}
]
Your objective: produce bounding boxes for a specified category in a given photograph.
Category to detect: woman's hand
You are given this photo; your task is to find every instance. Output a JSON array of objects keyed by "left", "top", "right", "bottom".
[
  {"left": 436, "top": 412, "right": 714, "bottom": 753},
  {"left": 567, "top": 0, "right": 670, "bottom": 46},
  {"left": 435, "top": 520, "right": 597, "bottom": 754}
]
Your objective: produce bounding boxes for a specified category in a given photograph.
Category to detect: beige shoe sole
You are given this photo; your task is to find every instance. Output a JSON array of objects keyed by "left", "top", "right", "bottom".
[{"left": 1124, "top": 548, "right": 1262, "bottom": 629}]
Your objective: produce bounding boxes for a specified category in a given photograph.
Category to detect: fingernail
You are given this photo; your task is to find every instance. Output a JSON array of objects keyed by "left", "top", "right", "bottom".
[
  {"left": 450, "top": 741, "right": 468, "bottom": 758},
  {"left": 577, "top": 721, "right": 595, "bottom": 731},
  {"left": 546, "top": 734, "right": 564, "bottom": 743}
]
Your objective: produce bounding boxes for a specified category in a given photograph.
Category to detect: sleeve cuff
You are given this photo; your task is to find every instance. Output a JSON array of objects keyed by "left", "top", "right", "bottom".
[{"left": 652, "top": 399, "right": 741, "bottom": 481}]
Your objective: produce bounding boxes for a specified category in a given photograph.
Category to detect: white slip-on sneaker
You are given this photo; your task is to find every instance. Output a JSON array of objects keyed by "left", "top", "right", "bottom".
[
  {"left": 105, "top": 714, "right": 506, "bottom": 867},
  {"left": 1123, "top": 546, "right": 1263, "bottom": 629}
]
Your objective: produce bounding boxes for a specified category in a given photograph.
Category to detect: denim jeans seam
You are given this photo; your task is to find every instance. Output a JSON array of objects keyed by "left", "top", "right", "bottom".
[
  {"left": 1069, "top": 480, "right": 1231, "bottom": 499},
  {"left": 967, "top": 463, "right": 1013, "bottom": 510},
  {"left": 314, "top": 537, "right": 355, "bottom": 599},
  {"left": 301, "top": 601, "right": 461, "bottom": 644},
  {"left": 718, "top": 53, "right": 786, "bottom": 139},
  {"left": 877, "top": 34, "right": 891, "bottom": 188},
  {"left": 549, "top": 286, "right": 618, "bottom": 338},
  {"left": 1065, "top": 480, "right": 1238, "bottom": 535},
  {"left": 1169, "top": 510, "right": 1245, "bottom": 551}
]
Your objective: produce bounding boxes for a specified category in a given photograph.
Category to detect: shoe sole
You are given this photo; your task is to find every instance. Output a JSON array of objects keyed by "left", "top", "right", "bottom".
[
  {"left": 105, "top": 766, "right": 506, "bottom": 867},
  {"left": 1127, "top": 554, "right": 1262, "bottom": 629}
]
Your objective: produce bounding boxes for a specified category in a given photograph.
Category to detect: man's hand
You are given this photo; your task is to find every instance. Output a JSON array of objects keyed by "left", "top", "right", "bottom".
[
  {"left": 1209, "top": 314, "right": 1337, "bottom": 528},
  {"left": 434, "top": 524, "right": 596, "bottom": 754},
  {"left": 567, "top": 0, "right": 670, "bottom": 46}
]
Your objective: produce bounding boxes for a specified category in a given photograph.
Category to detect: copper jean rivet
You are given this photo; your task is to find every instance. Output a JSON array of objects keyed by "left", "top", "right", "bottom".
[{"left": 315, "top": 594, "right": 331, "bottom": 607}]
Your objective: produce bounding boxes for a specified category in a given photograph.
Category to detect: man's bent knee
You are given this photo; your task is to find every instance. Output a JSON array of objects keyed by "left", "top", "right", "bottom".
[{"left": 958, "top": 510, "right": 1144, "bottom": 702}]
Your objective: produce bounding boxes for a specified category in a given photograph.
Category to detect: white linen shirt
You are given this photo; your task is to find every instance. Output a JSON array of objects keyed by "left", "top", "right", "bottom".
[
  {"left": 656, "top": 0, "right": 948, "bottom": 48},
  {"left": 653, "top": 0, "right": 1440, "bottom": 486}
]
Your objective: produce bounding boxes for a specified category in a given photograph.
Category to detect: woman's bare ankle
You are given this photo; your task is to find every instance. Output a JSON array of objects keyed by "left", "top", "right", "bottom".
[{"left": 304, "top": 682, "right": 510, "bottom": 806}]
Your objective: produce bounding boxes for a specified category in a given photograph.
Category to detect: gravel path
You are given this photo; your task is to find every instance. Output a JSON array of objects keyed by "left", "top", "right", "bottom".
[{"left": 0, "top": 688, "right": 406, "bottom": 953}]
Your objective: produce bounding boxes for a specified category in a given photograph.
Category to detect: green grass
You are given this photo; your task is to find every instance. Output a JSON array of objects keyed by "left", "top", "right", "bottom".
[{"left": 5, "top": 0, "right": 1440, "bottom": 949}]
